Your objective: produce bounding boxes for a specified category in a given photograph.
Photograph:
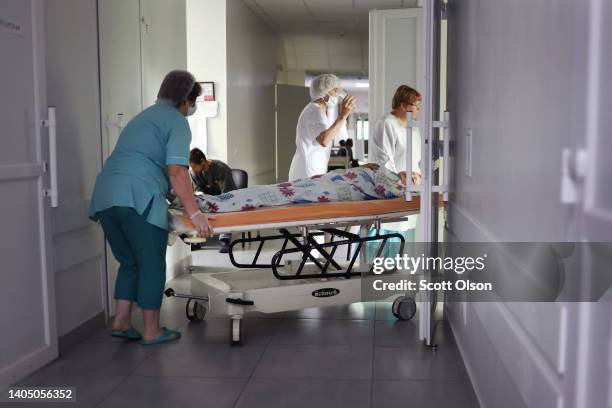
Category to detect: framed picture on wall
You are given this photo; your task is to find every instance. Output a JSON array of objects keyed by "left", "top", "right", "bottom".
[{"left": 200, "top": 81, "right": 215, "bottom": 101}]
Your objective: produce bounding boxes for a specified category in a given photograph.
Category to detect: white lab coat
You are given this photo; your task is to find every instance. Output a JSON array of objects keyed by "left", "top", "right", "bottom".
[
  {"left": 370, "top": 113, "right": 421, "bottom": 230},
  {"left": 288, "top": 103, "right": 332, "bottom": 181},
  {"left": 370, "top": 114, "right": 421, "bottom": 174}
]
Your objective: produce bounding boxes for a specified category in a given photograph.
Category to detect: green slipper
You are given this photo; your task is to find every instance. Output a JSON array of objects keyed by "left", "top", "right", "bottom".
[
  {"left": 140, "top": 328, "right": 181, "bottom": 346},
  {"left": 110, "top": 327, "right": 142, "bottom": 341}
]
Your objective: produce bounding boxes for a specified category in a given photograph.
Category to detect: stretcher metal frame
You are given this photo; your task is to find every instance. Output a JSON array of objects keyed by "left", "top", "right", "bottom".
[
  {"left": 228, "top": 226, "right": 405, "bottom": 280},
  {"left": 167, "top": 210, "right": 417, "bottom": 345}
]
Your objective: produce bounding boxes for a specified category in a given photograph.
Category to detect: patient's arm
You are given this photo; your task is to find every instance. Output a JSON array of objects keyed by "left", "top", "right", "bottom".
[
  {"left": 168, "top": 165, "right": 200, "bottom": 217},
  {"left": 359, "top": 163, "right": 380, "bottom": 171},
  {"left": 398, "top": 171, "right": 421, "bottom": 186}
]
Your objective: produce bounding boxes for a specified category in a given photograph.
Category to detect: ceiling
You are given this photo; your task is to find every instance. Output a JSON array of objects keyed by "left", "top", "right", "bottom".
[{"left": 242, "top": 0, "right": 421, "bottom": 75}]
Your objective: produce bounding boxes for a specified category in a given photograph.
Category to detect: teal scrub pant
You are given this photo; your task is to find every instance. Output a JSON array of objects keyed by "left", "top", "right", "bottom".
[
  {"left": 97, "top": 206, "right": 168, "bottom": 310},
  {"left": 365, "top": 227, "right": 415, "bottom": 262}
]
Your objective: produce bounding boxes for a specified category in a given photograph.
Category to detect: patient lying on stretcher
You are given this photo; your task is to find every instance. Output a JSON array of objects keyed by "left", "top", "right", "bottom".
[{"left": 170, "top": 165, "right": 407, "bottom": 214}]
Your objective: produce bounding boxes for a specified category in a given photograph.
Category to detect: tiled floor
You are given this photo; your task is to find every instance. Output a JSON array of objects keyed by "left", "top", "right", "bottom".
[{"left": 8, "top": 241, "right": 480, "bottom": 408}]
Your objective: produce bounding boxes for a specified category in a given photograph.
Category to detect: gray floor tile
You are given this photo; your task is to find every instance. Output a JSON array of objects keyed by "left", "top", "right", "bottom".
[
  {"left": 86, "top": 298, "right": 188, "bottom": 344},
  {"left": 30, "top": 342, "right": 154, "bottom": 378},
  {"left": 85, "top": 321, "right": 145, "bottom": 344},
  {"left": 271, "top": 319, "right": 374, "bottom": 346},
  {"left": 134, "top": 343, "right": 265, "bottom": 378},
  {"left": 375, "top": 301, "right": 400, "bottom": 321},
  {"left": 2, "top": 375, "right": 124, "bottom": 408},
  {"left": 374, "top": 319, "right": 421, "bottom": 347},
  {"left": 97, "top": 377, "right": 246, "bottom": 408},
  {"left": 373, "top": 346, "right": 469, "bottom": 381},
  {"left": 253, "top": 345, "right": 372, "bottom": 380},
  {"left": 235, "top": 379, "right": 371, "bottom": 408},
  {"left": 374, "top": 318, "right": 458, "bottom": 347},
  {"left": 372, "top": 380, "right": 480, "bottom": 408},
  {"left": 179, "top": 318, "right": 280, "bottom": 345},
  {"left": 258, "top": 302, "right": 376, "bottom": 320}
]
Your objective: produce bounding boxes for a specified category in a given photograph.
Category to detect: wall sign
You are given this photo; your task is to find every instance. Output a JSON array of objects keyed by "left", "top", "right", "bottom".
[
  {"left": 0, "top": 18, "right": 23, "bottom": 35},
  {"left": 200, "top": 81, "right": 215, "bottom": 102}
]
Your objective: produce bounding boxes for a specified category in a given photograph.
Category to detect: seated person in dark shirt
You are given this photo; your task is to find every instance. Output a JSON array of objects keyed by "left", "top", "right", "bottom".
[
  {"left": 339, "top": 139, "right": 359, "bottom": 168},
  {"left": 189, "top": 148, "right": 237, "bottom": 253}
]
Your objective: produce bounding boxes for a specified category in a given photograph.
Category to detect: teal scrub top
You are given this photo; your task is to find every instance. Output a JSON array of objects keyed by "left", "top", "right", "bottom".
[{"left": 89, "top": 100, "right": 191, "bottom": 230}]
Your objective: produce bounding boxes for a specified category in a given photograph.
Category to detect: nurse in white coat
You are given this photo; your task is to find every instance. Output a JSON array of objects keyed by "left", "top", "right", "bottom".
[
  {"left": 370, "top": 85, "right": 422, "bottom": 186},
  {"left": 369, "top": 85, "right": 422, "bottom": 246},
  {"left": 288, "top": 74, "right": 356, "bottom": 181}
]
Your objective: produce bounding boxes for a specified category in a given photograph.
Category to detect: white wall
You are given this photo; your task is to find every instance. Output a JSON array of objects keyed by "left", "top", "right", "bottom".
[
  {"left": 446, "top": 0, "right": 588, "bottom": 406},
  {"left": 141, "top": 0, "right": 187, "bottom": 106},
  {"left": 186, "top": 0, "right": 228, "bottom": 162},
  {"left": 226, "top": 0, "right": 282, "bottom": 184},
  {"left": 187, "top": 0, "right": 283, "bottom": 184},
  {"left": 284, "top": 69, "right": 307, "bottom": 86}
]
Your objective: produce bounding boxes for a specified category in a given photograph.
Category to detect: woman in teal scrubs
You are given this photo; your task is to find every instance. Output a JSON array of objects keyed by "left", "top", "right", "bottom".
[{"left": 89, "top": 70, "right": 214, "bottom": 345}]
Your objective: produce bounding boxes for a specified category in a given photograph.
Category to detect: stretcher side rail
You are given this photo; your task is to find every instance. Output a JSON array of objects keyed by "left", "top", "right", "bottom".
[
  {"left": 224, "top": 214, "right": 411, "bottom": 268},
  {"left": 270, "top": 229, "right": 406, "bottom": 280},
  {"left": 227, "top": 230, "right": 325, "bottom": 269}
]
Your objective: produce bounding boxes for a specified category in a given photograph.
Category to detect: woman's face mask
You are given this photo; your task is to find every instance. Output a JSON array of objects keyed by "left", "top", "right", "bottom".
[
  {"left": 326, "top": 95, "right": 339, "bottom": 107},
  {"left": 187, "top": 103, "right": 197, "bottom": 116}
]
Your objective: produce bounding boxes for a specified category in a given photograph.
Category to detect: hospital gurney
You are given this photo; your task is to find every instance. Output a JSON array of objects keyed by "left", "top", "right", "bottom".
[{"left": 166, "top": 198, "right": 422, "bottom": 345}]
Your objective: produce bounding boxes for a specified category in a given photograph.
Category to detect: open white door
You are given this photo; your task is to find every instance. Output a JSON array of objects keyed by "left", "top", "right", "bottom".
[
  {"left": 0, "top": 0, "right": 58, "bottom": 384},
  {"left": 369, "top": 0, "right": 444, "bottom": 346},
  {"left": 369, "top": 8, "right": 423, "bottom": 140}
]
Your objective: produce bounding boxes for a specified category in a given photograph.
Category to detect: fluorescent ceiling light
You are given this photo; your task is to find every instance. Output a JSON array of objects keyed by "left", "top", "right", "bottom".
[{"left": 355, "top": 82, "right": 369, "bottom": 88}]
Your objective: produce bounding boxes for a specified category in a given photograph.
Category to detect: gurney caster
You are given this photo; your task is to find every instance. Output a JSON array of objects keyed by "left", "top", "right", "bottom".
[
  {"left": 186, "top": 299, "right": 207, "bottom": 322},
  {"left": 164, "top": 288, "right": 208, "bottom": 322},
  {"left": 392, "top": 296, "right": 417, "bottom": 321}
]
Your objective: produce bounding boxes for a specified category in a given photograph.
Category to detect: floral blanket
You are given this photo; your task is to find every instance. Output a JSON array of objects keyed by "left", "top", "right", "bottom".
[{"left": 171, "top": 167, "right": 406, "bottom": 214}]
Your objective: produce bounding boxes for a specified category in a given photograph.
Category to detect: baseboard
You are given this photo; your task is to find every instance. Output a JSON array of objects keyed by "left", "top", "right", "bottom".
[
  {"left": 447, "top": 310, "right": 487, "bottom": 408},
  {"left": 58, "top": 312, "right": 106, "bottom": 355}
]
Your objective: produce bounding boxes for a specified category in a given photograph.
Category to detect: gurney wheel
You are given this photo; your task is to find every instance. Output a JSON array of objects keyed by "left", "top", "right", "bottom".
[
  {"left": 392, "top": 296, "right": 417, "bottom": 321},
  {"left": 186, "top": 299, "right": 206, "bottom": 322}
]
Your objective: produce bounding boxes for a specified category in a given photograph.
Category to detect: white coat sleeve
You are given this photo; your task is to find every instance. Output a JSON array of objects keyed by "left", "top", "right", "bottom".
[
  {"left": 306, "top": 110, "right": 330, "bottom": 146},
  {"left": 371, "top": 121, "right": 398, "bottom": 173}
]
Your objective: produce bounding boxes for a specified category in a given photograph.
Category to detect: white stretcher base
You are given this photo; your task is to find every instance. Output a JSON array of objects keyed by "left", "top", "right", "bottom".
[{"left": 191, "top": 265, "right": 393, "bottom": 318}]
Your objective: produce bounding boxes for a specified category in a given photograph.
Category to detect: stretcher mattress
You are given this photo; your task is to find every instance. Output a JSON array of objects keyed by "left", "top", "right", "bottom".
[{"left": 170, "top": 197, "right": 423, "bottom": 234}]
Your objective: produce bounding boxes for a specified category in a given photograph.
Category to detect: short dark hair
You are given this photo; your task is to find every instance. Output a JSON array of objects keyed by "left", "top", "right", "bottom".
[
  {"left": 186, "top": 82, "right": 202, "bottom": 103},
  {"left": 190, "top": 148, "right": 207, "bottom": 164}
]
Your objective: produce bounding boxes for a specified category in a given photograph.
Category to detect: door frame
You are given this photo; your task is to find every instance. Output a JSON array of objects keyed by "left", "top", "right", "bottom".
[{"left": 416, "top": 0, "right": 441, "bottom": 345}]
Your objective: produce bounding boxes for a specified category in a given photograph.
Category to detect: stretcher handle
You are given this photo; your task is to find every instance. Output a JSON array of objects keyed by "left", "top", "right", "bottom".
[
  {"left": 164, "top": 288, "right": 209, "bottom": 302},
  {"left": 226, "top": 297, "right": 254, "bottom": 306}
]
